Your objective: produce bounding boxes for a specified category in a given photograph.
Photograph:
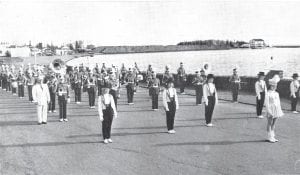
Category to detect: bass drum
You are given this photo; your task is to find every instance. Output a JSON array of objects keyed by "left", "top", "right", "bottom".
[
  {"left": 12, "top": 81, "right": 18, "bottom": 88},
  {"left": 137, "top": 74, "right": 143, "bottom": 81}
]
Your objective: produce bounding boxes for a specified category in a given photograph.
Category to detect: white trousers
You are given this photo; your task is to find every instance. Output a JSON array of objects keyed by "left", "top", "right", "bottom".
[{"left": 37, "top": 105, "right": 48, "bottom": 123}]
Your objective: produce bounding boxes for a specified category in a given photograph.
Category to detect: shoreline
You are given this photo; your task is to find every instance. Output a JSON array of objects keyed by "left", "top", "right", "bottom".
[
  {"left": 93, "top": 47, "right": 233, "bottom": 55},
  {"left": 1, "top": 46, "right": 299, "bottom": 65}
]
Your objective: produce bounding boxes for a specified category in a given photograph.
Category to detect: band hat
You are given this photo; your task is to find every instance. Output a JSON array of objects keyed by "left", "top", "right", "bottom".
[
  {"left": 200, "top": 68, "right": 205, "bottom": 72},
  {"left": 207, "top": 74, "right": 214, "bottom": 79},
  {"left": 292, "top": 73, "right": 299, "bottom": 78},
  {"left": 258, "top": 72, "right": 265, "bottom": 76},
  {"left": 233, "top": 65, "right": 240, "bottom": 71}
]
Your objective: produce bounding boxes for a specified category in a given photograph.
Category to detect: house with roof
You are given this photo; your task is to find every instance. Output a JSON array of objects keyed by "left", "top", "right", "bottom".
[{"left": 250, "top": 39, "right": 265, "bottom": 49}]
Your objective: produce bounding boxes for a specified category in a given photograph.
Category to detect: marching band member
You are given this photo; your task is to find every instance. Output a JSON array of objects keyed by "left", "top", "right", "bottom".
[
  {"left": 120, "top": 63, "right": 127, "bottom": 84},
  {"left": 26, "top": 71, "right": 35, "bottom": 102},
  {"left": 265, "top": 77, "right": 283, "bottom": 143},
  {"left": 74, "top": 72, "right": 83, "bottom": 104},
  {"left": 134, "top": 62, "right": 140, "bottom": 92},
  {"left": 94, "top": 63, "right": 100, "bottom": 74},
  {"left": 192, "top": 69, "right": 206, "bottom": 105},
  {"left": 177, "top": 62, "right": 187, "bottom": 94},
  {"left": 98, "top": 87, "right": 117, "bottom": 144},
  {"left": 82, "top": 72, "right": 89, "bottom": 94},
  {"left": 203, "top": 74, "right": 218, "bottom": 127},
  {"left": 146, "top": 65, "right": 154, "bottom": 97},
  {"left": 17, "top": 72, "right": 26, "bottom": 98},
  {"left": 101, "top": 63, "right": 107, "bottom": 73},
  {"left": 5, "top": 65, "right": 11, "bottom": 92},
  {"left": 57, "top": 76, "right": 70, "bottom": 122},
  {"left": 162, "top": 80, "right": 179, "bottom": 134},
  {"left": 133, "top": 67, "right": 139, "bottom": 93},
  {"left": 11, "top": 72, "right": 17, "bottom": 95},
  {"left": 48, "top": 74, "right": 57, "bottom": 113},
  {"left": 125, "top": 67, "right": 136, "bottom": 105},
  {"left": 108, "top": 71, "right": 119, "bottom": 109},
  {"left": 162, "top": 65, "right": 174, "bottom": 87},
  {"left": 229, "top": 68, "right": 241, "bottom": 103},
  {"left": 146, "top": 64, "right": 153, "bottom": 82},
  {"left": 149, "top": 71, "right": 160, "bottom": 111},
  {"left": 290, "top": 73, "right": 299, "bottom": 113},
  {"left": 32, "top": 76, "right": 50, "bottom": 125},
  {"left": 1, "top": 66, "right": 7, "bottom": 90},
  {"left": 97, "top": 70, "right": 105, "bottom": 96},
  {"left": 87, "top": 74, "right": 97, "bottom": 108},
  {"left": 255, "top": 72, "right": 267, "bottom": 119},
  {"left": 134, "top": 62, "right": 140, "bottom": 73}
]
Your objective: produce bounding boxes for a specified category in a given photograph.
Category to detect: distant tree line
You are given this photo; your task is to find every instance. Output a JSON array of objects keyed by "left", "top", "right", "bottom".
[
  {"left": 177, "top": 40, "right": 248, "bottom": 48},
  {"left": 34, "top": 40, "right": 89, "bottom": 53}
]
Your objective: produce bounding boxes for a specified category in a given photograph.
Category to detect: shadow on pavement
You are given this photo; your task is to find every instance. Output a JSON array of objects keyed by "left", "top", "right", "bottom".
[
  {"left": 154, "top": 139, "right": 267, "bottom": 147},
  {"left": 114, "top": 124, "right": 206, "bottom": 130},
  {"left": 67, "top": 131, "right": 166, "bottom": 138},
  {"left": 0, "top": 121, "right": 37, "bottom": 126},
  {"left": 118, "top": 109, "right": 156, "bottom": 113},
  {"left": 177, "top": 116, "right": 258, "bottom": 122},
  {"left": 0, "top": 141, "right": 101, "bottom": 148},
  {"left": 0, "top": 120, "right": 60, "bottom": 126}
]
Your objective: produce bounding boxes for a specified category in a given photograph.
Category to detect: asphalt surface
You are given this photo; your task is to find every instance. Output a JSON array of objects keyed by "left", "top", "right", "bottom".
[{"left": 0, "top": 86, "right": 300, "bottom": 175}]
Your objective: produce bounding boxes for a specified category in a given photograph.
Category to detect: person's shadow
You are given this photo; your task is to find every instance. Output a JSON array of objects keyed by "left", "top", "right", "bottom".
[{"left": 153, "top": 139, "right": 266, "bottom": 147}]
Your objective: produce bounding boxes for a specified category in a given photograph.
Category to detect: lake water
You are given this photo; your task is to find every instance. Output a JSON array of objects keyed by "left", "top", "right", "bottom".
[{"left": 67, "top": 48, "right": 300, "bottom": 78}]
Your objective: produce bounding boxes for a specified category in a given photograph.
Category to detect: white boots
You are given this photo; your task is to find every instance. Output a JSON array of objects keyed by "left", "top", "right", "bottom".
[{"left": 267, "top": 130, "right": 278, "bottom": 143}]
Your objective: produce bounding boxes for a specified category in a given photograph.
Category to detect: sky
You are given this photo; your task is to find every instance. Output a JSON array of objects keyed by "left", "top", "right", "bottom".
[{"left": 1, "top": 0, "right": 300, "bottom": 46}]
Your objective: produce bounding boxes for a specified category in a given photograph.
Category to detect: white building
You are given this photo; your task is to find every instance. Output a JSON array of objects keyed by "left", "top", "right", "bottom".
[
  {"left": 0, "top": 43, "right": 31, "bottom": 57},
  {"left": 9, "top": 47, "right": 31, "bottom": 57},
  {"left": 250, "top": 39, "right": 265, "bottom": 49},
  {"left": 0, "top": 43, "right": 10, "bottom": 56},
  {"left": 56, "top": 46, "right": 73, "bottom": 56}
]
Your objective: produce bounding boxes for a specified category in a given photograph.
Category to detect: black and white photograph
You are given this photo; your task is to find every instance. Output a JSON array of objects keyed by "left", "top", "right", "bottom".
[{"left": 0, "top": 0, "right": 300, "bottom": 174}]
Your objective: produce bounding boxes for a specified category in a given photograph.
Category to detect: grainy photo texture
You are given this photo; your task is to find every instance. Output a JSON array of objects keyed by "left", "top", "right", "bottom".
[{"left": 0, "top": 0, "right": 300, "bottom": 174}]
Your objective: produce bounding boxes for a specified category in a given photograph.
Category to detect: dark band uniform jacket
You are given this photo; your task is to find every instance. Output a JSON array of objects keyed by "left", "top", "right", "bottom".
[
  {"left": 177, "top": 67, "right": 187, "bottom": 81},
  {"left": 57, "top": 82, "right": 70, "bottom": 98},
  {"left": 229, "top": 74, "right": 241, "bottom": 89},
  {"left": 192, "top": 75, "right": 206, "bottom": 86},
  {"left": 125, "top": 73, "right": 136, "bottom": 88},
  {"left": 149, "top": 78, "right": 161, "bottom": 95}
]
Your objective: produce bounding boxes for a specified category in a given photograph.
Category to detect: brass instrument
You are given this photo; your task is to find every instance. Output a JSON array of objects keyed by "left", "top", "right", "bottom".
[{"left": 49, "top": 59, "right": 66, "bottom": 76}]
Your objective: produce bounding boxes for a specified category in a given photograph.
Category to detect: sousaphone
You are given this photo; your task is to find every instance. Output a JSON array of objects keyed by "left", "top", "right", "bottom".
[{"left": 49, "top": 59, "right": 66, "bottom": 76}]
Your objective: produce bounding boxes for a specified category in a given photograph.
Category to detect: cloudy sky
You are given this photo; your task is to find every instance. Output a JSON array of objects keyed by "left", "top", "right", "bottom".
[{"left": 0, "top": 0, "right": 300, "bottom": 46}]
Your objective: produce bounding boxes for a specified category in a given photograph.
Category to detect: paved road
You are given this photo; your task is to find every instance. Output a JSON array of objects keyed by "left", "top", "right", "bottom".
[{"left": 0, "top": 86, "right": 300, "bottom": 175}]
